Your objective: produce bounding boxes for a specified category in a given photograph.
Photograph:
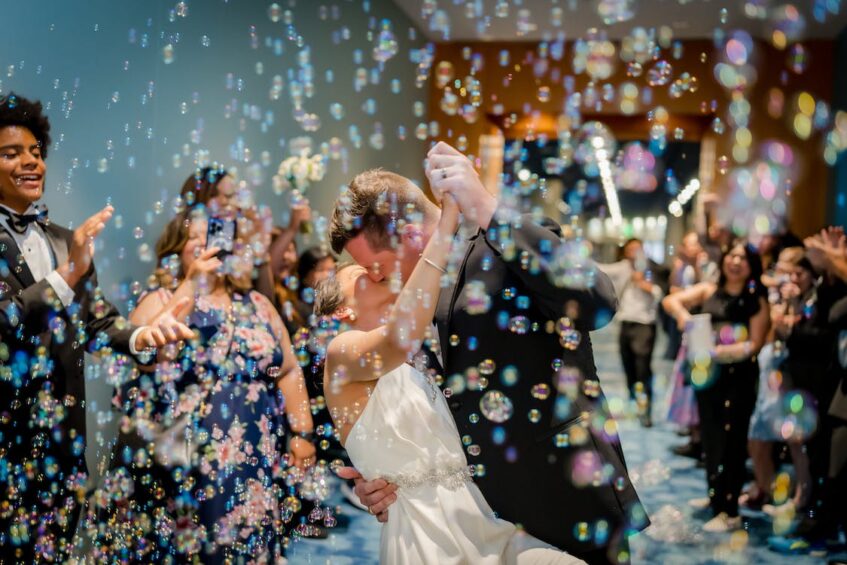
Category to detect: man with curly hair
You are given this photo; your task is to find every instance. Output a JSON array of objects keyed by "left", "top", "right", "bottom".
[{"left": 0, "top": 93, "right": 194, "bottom": 562}]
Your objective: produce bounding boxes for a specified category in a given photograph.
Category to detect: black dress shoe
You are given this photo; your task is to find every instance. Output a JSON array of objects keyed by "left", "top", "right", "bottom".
[{"left": 672, "top": 441, "right": 702, "bottom": 459}]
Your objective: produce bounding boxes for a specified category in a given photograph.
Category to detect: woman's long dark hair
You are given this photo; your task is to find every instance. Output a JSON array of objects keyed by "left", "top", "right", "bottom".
[
  {"left": 718, "top": 239, "right": 767, "bottom": 298},
  {"left": 180, "top": 165, "right": 229, "bottom": 207},
  {"left": 297, "top": 247, "right": 334, "bottom": 290}
]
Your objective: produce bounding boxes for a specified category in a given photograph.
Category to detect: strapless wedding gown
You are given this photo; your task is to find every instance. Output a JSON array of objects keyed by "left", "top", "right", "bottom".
[{"left": 344, "top": 363, "right": 585, "bottom": 564}]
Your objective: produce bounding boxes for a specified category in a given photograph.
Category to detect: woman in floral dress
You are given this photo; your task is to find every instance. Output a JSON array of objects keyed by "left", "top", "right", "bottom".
[{"left": 99, "top": 211, "right": 314, "bottom": 563}]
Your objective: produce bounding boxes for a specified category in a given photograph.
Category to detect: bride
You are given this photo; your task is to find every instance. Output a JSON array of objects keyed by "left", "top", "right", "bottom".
[{"left": 314, "top": 191, "right": 585, "bottom": 564}]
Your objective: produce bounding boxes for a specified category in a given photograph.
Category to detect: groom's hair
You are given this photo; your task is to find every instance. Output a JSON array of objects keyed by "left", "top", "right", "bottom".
[
  {"left": 329, "top": 169, "right": 438, "bottom": 255},
  {"left": 0, "top": 93, "right": 52, "bottom": 157}
]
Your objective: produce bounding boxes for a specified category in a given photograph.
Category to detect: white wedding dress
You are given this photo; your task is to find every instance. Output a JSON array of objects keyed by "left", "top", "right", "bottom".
[{"left": 344, "top": 363, "right": 585, "bottom": 565}]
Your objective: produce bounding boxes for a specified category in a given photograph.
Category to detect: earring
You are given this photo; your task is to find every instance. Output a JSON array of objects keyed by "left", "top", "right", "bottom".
[{"left": 348, "top": 312, "right": 358, "bottom": 322}]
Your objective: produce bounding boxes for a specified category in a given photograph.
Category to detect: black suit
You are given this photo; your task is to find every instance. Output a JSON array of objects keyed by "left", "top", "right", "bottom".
[
  {"left": 431, "top": 213, "right": 647, "bottom": 563},
  {"left": 0, "top": 221, "right": 137, "bottom": 562}
]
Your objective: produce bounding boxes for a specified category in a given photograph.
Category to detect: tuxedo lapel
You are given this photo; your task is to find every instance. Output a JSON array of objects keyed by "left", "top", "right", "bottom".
[
  {"left": 435, "top": 228, "right": 481, "bottom": 369},
  {"left": 0, "top": 226, "right": 36, "bottom": 288},
  {"left": 41, "top": 223, "right": 69, "bottom": 271}
]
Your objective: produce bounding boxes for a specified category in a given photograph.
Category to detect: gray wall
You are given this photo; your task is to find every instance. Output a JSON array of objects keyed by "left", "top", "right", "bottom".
[{"left": 0, "top": 0, "right": 428, "bottom": 480}]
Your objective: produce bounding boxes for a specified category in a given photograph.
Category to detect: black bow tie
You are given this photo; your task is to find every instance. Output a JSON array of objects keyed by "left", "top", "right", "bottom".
[{"left": 0, "top": 206, "right": 49, "bottom": 235}]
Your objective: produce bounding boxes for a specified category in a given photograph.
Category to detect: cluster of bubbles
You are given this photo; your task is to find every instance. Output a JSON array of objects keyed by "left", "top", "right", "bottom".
[{"left": 4, "top": 0, "right": 847, "bottom": 560}]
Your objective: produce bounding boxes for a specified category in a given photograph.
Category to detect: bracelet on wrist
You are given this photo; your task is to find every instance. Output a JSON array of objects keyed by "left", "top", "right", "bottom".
[
  {"left": 423, "top": 257, "right": 447, "bottom": 274},
  {"left": 292, "top": 431, "right": 315, "bottom": 442}
]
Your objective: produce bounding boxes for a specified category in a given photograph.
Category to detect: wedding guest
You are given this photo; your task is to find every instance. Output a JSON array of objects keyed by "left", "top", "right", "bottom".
[
  {"left": 663, "top": 240, "right": 770, "bottom": 532},
  {"left": 743, "top": 247, "right": 807, "bottom": 511},
  {"left": 0, "top": 93, "right": 192, "bottom": 562},
  {"left": 269, "top": 202, "right": 312, "bottom": 334},
  {"left": 104, "top": 211, "right": 315, "bottom": 562},
  {"left": 769, "top": 228, "right": 847, "bottom": 556},
  {"left": 178, "top": 166, "right": 280, "bottom": 305},
  {"left": 599, "top": 238, "right": 664, "bottom": 427},
  {"left": 768, "top": 248, "right": 840, "bottom": 518},
  {"left": 666, "top": 232, "right": 717, "bottom": 459}
]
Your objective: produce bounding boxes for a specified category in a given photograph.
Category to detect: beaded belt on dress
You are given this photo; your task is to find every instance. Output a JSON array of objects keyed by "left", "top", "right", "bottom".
[{"left": 383, "top": 464, "right": 474, "bottom": 491}]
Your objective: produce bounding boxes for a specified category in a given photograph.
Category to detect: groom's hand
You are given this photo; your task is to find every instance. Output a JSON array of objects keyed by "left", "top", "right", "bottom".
[
  {"left": 425, "top": 141, "right": 497, "bottom": 230},
  {"left": 336, "top": 466, "right": 398, "bottom": 522}
]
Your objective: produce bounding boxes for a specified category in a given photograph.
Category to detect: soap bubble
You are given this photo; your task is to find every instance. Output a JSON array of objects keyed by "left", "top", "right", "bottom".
[{"left": 479, "top": 390, "right": 514, "bottom": 423}]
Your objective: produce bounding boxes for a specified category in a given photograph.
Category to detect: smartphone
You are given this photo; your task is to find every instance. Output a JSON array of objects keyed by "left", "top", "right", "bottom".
[{"left": 206, "top": 216, "right": 237, "bottom": 256}]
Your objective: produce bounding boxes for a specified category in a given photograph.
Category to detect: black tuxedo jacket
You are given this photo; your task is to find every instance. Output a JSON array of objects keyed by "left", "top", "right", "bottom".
[
  {"left": 0, "top": 222, "right": 137, "bottom": 480},
  {"left": 432, "top": 213, "right": 648, "bottom": 554}
]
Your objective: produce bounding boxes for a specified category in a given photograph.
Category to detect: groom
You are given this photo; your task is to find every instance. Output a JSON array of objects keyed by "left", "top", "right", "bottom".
[
  {"left": 0, "top": 93, "right": 194, "bottom": 562},
  {"left": 330, "top": 142, "right": 647, "bottom": 564}
]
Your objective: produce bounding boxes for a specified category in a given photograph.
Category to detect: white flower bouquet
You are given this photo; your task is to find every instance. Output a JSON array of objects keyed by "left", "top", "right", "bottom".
[{"left": 273, "top": 149, "right": 325, "bottom": 233}]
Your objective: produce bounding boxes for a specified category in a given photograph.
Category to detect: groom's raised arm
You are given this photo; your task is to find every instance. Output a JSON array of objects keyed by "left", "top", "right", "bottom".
[{"left": 482, "top": 210, "right": 618, "bottom": 331}]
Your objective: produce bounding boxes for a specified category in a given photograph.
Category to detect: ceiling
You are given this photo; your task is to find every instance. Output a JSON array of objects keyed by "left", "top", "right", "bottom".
[{"left": 391, "top": 0, "right": 847, "bottom": 42}]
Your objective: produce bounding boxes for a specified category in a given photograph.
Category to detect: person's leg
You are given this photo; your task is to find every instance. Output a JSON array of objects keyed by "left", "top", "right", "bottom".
[
  {"left": 722, "top": 376, "right": 757, "bottom": 517},
  {"left": 788, "top": 440, "right": 812, "bottom": 508},
  {"left": 695, "top": 385, "right": 723, "bottom": 515},
  {"left": 630, "top": 323, "right": 657, "bottom": 420},
  {"left": 829, "top": 422, "right": 847, "bottom": 533},
  {"left": 619, "top": 324, "right": 638, "bottom": 403},
  {"left": 748, "top": 439, "right": 775, "bottom": 500}
]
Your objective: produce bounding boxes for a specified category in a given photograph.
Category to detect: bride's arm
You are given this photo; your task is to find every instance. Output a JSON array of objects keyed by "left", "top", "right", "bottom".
[{"left": 327, "top": 196, "right": 460, "bottom": 381}]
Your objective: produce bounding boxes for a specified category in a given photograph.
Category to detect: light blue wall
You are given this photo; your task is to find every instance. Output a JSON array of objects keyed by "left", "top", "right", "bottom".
[{"left": 0, "top": 0, "right": 429, "bottom": 301}]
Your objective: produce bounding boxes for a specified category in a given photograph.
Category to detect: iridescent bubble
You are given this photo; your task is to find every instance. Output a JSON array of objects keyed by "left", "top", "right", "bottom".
[
  {"left": 646, "top": 60, "right": 672, "bottom": 86},
  {"left": 435, "top": 61, "right": 454, "bottom": 89},
  {"left": 597, "top": 0, "right": 634, "bottom": 24},
  {"left": 531, "top": 383, "right": 551, "bottom": 400},
  {"left": 479, "top": 390, "right": 514, "bottom": 423},
  {"left": 268, "top": 3, "right": 282, "bottom": 22},
  {"left": 478, "top": 359, "right": 496, "bottom": 375},
  {"left": 440, "top": 89, "right": 460, "bottom": 115},
  {"left": 372, "top": 22, "right": 398, "bottom": 63},
  {"left": 769, "top": 4, "right": 806, "bottom": 43},
  {"left": 137, "top": 243, "right": 153, "bottom": 262},
  {"left": 501, "top": 365, "right": 519, "bottom": 387},
  {"left": 626, "top": 61, "right": 643, "bottom": 77},
  {"left": 162, "top": 43, "right": 175, "bottom": 64},
  {"left": 788, "top": 43, "right": 808, "bottom": 74}
]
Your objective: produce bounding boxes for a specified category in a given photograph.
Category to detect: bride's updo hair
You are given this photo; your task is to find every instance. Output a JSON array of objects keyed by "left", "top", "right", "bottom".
[{"left": 313, "top": 263, "right": 355, "bottom": 318}]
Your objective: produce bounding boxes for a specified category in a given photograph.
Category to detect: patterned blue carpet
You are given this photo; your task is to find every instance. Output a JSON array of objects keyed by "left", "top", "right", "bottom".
[{"left": 288, "top": 322, "right": 842, "bottom": 564}]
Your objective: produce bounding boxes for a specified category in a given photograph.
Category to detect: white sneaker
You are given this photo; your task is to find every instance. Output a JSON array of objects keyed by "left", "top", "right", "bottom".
[
  {"left": 688, "top": 497, "right": 711, "bottom": 509},
  {"left": 703, "top": 512, "right": 742, "bottom": 532}
]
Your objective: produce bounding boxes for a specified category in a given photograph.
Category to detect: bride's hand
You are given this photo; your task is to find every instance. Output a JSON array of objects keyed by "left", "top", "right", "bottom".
[
  {"left": 289, "top": 436, "right": 316, "bottom": 469},
  {"left": 438, "top": 192, "right": 460, "bottom": 234}
]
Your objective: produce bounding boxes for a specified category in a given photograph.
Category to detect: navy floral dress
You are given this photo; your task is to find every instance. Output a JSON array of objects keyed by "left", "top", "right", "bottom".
[{"left": 99, "top": 290, "right": 291, "bottom": 563}]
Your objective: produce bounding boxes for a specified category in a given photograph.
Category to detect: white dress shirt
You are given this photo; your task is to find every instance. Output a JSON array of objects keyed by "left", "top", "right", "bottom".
[
  {"left": 598, "top": 259, "right": 663, "bottom": 325},
  {"left": 0, "top": 203, "right": 145, "bottom": 353},
  {"left": 0, "top": 203, "right": 76, "bottom": 306}
]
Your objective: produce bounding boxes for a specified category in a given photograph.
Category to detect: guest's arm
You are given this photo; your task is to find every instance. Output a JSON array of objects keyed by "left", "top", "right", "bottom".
[
  {"left": 255, "top": 292, "right": 316, "bottom": 469},
  {"left": 662, "top": 281, "right": 714, "bottom": 330},
  {"left": 713, "top": 297, "right": 770, "bottom": 362}
]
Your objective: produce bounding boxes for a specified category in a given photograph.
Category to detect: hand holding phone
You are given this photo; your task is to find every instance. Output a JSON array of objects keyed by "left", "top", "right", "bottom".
[{"left": 207, "top": 216, "right": 237, "bottom": 257}]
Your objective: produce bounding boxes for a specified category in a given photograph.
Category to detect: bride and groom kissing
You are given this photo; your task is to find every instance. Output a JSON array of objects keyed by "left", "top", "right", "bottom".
[{"left": 314, "top": 142, "right": 649, "bottom": 564}]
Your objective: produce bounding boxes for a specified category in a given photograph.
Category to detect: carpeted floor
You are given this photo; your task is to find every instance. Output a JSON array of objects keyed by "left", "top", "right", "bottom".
[{"left": 288, "top": 322, "right": 842, "bottom": 564}]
